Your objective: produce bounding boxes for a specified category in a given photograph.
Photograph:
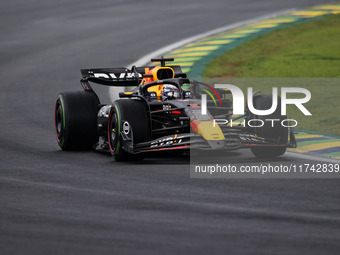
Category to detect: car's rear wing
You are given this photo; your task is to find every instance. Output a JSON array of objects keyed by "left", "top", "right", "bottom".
[
  {"left": 81, "top": 67, "right": 148, "bottom": 87},
  {"left": 80, "top": 65, "right": 184, "bottom": 89}
]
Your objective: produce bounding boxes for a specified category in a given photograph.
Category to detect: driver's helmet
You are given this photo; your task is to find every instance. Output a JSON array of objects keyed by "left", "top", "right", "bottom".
[{"left": 161, "top": 84, "right": 179, "bottom": 100}]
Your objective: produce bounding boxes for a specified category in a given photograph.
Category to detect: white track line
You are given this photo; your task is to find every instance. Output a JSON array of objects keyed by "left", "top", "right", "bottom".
[{"left": 109, "top": 8, "right": 296, "bottom": 100}]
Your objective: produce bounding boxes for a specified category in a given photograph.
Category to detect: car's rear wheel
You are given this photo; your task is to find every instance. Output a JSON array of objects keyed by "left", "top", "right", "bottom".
[
  {"left": 247, "top": 95, "right": 288, "bottom": 158},
  {"left": 108, "top": 99, "right": 150, "bottom": 161},
  {"left": 55, "top": 91, "right": 99, "bottom": 150}
]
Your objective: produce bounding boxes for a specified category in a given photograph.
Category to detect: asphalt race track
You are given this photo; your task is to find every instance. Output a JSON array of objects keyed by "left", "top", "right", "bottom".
[{"left": 1, "top": 0, "right": 339, "bottom": 254}]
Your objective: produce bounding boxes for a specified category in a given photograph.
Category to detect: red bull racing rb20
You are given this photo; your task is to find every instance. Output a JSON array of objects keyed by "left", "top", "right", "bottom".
[{"left": 55, "top": 57, "right": 297, "bottom": 161}]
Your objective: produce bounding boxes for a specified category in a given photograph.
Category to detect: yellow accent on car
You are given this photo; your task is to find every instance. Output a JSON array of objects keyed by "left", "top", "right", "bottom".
[
  {"left": 197, "top": 121, "right": 225, "bottom": 141},
  {"left": 151, "top": 66, "right": 174, "bottom": 81},
  {"left": 144, "top": 67, "right": 175, "bottom": 98},
  {"left": 147, "top": 85, "right": 163, "bottom": 97}
]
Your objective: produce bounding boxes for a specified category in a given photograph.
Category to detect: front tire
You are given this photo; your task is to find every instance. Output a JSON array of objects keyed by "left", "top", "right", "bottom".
[
  {"left": 247, "top": 95, "right": 288, "bottom": 158},
  {"left": 108, "top": 99, "right": 150, "bottom": 161},
  {"left": 55, "top": 91, "right": 99, "bottom": 150}
]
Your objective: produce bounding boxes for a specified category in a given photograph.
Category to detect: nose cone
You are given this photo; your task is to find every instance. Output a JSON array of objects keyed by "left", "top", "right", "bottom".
[
  {"left": 207, "top": 140, "right": 226, "bottom": 149},
  {"left": 191, "top": 120, "right": 225, "bottom": 149}
]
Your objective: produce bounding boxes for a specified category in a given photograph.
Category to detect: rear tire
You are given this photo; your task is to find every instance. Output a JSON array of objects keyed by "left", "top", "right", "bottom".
[
  {"left": 108, "top": 99, "right": 150, "bottom": 161},
  {"left": 247, "top": 95, "right": 288, "bottom": 158},
  {"left": 55, "top": 91, "right": 99, "bottom": 150}
]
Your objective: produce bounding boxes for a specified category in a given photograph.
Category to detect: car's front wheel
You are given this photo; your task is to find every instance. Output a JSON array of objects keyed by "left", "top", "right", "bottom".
[{"left": 108, "top": 99, "right": 150, "bottom": 161}]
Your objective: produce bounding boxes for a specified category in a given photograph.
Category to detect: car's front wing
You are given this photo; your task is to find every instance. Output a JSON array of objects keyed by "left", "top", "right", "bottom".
[{"left": 132, "top": 130, "right": 296, "bottom": 154}]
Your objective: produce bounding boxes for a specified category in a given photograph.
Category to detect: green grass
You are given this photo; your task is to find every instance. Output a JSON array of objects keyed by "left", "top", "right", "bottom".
[{"left": 203, "top": 14, "right": 340, "bottom": 135}]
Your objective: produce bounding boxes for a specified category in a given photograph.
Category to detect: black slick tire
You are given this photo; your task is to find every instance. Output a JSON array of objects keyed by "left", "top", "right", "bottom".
[
  {"left": 108, "top": 99, "right": 150, "bottom": 161},
  {"left": 55, "top": 91, "right": 99, "bottom": 150}
]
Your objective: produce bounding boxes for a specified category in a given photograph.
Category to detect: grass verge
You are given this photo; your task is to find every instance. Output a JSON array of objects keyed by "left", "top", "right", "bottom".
[{"left": 203, "top": 14, "right": 340, "bottom": 135}]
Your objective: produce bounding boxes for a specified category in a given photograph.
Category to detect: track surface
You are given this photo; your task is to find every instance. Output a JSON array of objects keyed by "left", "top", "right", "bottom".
[{"left": 1, "top": 0, "right": 339, "bottom": 254}]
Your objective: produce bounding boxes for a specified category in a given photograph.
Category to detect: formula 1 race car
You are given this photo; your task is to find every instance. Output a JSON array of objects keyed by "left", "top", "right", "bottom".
[{"left": 55, "top": 57, "right": 296, "bottom": 161}]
